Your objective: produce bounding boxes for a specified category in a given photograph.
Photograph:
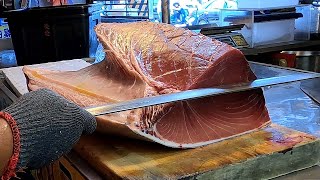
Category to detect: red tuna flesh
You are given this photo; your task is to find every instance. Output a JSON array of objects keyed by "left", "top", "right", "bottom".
[{"left": 23, "top": 22, "right": 271, "bottom": 148}]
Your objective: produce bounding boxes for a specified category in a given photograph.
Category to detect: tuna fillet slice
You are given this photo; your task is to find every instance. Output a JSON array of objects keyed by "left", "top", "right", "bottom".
[{"left": 23, "top": 22, "right": 271, "bottom": 148}]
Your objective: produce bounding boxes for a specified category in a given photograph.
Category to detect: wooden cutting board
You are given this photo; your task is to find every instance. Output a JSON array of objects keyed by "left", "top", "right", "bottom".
[
  {"left": 74, "top": 124, "right": 319, "bottom": 180},
  {"left": 2, "top": 60, "right": 319, "bottom": 180}
]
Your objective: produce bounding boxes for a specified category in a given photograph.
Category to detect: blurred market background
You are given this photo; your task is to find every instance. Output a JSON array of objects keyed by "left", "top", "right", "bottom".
[{"left": 0, "top": 0, "right": 318, "bottom": 70}]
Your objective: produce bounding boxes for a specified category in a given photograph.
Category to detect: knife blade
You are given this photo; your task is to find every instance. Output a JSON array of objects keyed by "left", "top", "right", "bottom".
[
  {"left": 300, "top": 78, "right": 320, "bottom": 104},
  {"left": 85, "top": 73, "right": 320, "bottom": 116}
]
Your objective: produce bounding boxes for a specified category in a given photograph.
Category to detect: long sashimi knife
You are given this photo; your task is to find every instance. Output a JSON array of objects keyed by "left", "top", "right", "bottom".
[{"left": 85, "top": 73, "right": 320, "bottom": 116}]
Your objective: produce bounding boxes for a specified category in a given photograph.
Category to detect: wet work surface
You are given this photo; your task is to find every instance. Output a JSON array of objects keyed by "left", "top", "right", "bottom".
[
  {"left": 250, "top": 62, "right": 320, "bottom": 138},
  {"left": 251, "top": 63, "right": 320, "bottom": 180},
  {"left": 2, "top": 60, "right": 320, "bottom": 179}
]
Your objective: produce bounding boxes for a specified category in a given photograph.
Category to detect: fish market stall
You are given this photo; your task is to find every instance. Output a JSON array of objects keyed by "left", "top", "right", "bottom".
[
  {"left": 0, "top": 58, "right": 319, "bottom": 179},
  {"left": 0, "top": 1, "right": 320, "bottom": 179}
]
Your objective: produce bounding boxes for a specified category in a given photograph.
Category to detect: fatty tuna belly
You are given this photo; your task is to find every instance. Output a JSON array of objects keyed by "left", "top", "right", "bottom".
[{"left": 22, "top": 60, "right": 150, "bottom": 139}]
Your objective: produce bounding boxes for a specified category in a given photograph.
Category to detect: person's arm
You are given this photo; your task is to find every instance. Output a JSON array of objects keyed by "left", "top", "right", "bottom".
[
  {"left": 0, "top": 118, "right": 13, "bottom": 177},
  {"left": 0, "top": 89, "right": 97, "bottom": 180}
]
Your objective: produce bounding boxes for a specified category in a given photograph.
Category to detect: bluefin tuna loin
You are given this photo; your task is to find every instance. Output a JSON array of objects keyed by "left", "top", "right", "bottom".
[{"left": 23, "top": 22, "right": 271, "bottom": 148}]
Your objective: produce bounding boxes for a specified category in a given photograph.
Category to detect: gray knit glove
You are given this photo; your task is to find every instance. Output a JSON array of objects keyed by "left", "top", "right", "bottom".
[{"left": 2, "top": 88, "right": 97, "bottom": 170}]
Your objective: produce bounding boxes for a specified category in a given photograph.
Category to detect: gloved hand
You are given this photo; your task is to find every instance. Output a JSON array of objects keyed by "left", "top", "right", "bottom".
[{"left": 1, "top": 89, "right": 96, "bottom": 179}]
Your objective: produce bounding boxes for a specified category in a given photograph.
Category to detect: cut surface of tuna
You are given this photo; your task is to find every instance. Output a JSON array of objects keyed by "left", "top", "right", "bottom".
[{"left": 23, "top": 22, "right": 271, "bottom": 148}]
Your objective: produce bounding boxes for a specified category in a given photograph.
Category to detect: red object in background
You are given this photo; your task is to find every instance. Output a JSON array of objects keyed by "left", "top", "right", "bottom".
[
  {"left": 53, "top": 0, "right": 69, "bottom": 6},
  {"left": 272, "top": 52, "right": 296, "bottom": 68}
]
